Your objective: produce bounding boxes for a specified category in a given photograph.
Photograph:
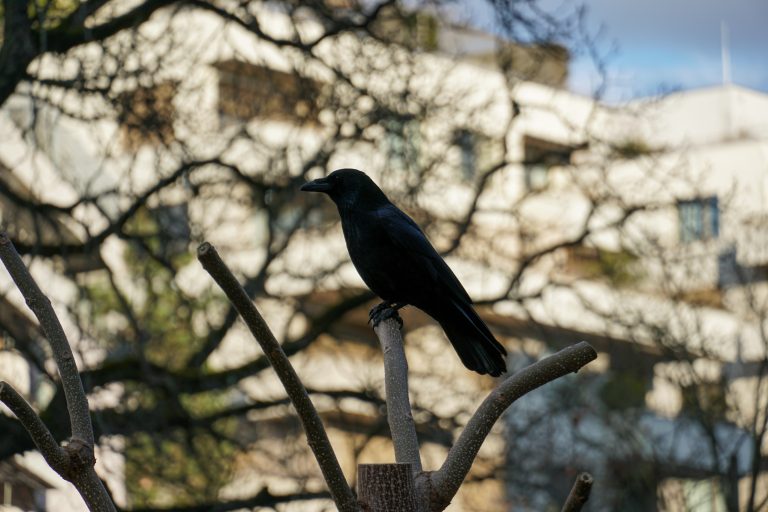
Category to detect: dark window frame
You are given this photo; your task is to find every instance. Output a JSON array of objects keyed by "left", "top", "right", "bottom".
[
  {"left": 117, "top": 82, "right": 177, "bottom": 150},
  {"left": 678, "top": 197, "right": 719, "bottom": 243},
  {"left": 385, "top": 117, "right": 421, "bottom": 172},
  {"left": 214, "top": 60, "right": 323, "bottom": 124},
  {"left": 453, "top": 128, "right": 504, "bottom": 180},
  {"left": 522, "top": 135, "right": 574, "bottom": 191}
]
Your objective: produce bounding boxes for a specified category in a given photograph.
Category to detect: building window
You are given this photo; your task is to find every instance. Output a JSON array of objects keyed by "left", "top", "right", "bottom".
[
  {"left": 214, "top": 60, "right": 322, "bottom": 124},
  {"left": 523, "top": 135, "right": 573, "bottom": 191},
  {"left": 453, "top": 129, "right": 503, "bottom": 180},
  {"left": 455, "top": 129, "right": 475, "bottom": 179},
  {"left": 678, "top": 197, "right": 719, "bottom": 243},
  {"left": 385, "top": 118, "right": 420, "bottom": 171},
  {"left": 524, "top": 164, "right": 550, "bottom": 191},
  {"left": 599, "top": 371, "right": 648, "bottom": 410},
  {"left": 681, "top": 381, "right": 726, "bottom": 418},
  {"left": 117, "top": 82, "right": 176, "bottom": 150},
  {"left": 371, "top": 7, "right": 439, "bottom": 51}
]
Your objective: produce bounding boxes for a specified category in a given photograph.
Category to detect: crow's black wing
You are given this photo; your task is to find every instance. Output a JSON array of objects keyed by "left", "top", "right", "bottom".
[
  {"left": 374, "top": 203, "right": 506, "bottom": 376},
  {"left": 375, "top": 203, "right": 472, "bottom": 304}
]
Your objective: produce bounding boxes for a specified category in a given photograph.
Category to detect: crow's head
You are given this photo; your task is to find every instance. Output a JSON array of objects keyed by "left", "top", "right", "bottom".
[{"left": 300, "top": 168, "right": 388, "bottom": 208}]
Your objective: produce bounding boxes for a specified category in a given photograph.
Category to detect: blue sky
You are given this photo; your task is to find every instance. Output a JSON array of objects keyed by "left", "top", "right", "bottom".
[
  {"left": 464, "top": 0, "right": 768, "bottom": 101},
  {"left": 568, "top": 0, "right": 768, "bottom": 100}
]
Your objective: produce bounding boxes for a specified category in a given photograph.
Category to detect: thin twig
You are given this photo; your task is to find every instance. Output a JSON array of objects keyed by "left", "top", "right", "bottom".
[
  {"left": 426, "top": 341, "right": 597, "bottom": 511},
  {"left": 373, "top": 315, "right": 422, "bottom": 472},
  {"left": 197, "top": 242, "right": 359, "bottom": 512},
  {"left": 561, "top": 472, "right": 594, "bottom": 512}
]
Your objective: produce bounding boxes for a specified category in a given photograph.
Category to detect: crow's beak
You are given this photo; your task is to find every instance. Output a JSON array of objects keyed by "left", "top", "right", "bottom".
[{"left": 300, "top": 178, "right": 332, "bottom": 193}]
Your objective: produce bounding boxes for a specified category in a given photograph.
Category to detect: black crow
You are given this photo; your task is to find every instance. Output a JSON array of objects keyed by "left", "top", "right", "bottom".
[{"left": 301, "top": 168, "right": 507, "bottom": 376}]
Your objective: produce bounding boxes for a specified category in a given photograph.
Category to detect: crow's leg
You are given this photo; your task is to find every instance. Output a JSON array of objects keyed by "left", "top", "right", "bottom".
[
  {"left": 368, "top": 301, "right": 390, "bottom": 323},
  {"left": 369, "top": 301, "right": 406, "bottom": 328}
]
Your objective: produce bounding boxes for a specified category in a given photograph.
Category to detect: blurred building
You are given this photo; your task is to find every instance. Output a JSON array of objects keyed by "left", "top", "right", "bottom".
[
  {"left": 1, "top": 2, "right": 768, "bottom": 512},
  {"left": 0, "top": 458, "right": 52, "bottom": 511},
  {"left": 488, "top": 84, "right": 768, "bottom": 511}
]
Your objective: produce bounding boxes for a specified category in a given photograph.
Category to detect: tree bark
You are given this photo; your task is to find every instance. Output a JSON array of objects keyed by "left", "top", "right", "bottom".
[
  {"left": 198, "top": 242, "right": 359, "bottom": 512},
  {"left": 0, "top": 233, "right": 116, "bottom": 512},
  {"left": 358, "top": 463, "right": 417, "bottom": 512},
  {"left": 561, "top": 472, "right": 593, "bottom": 512},
  {"left": 425, "top": 341, "right": 597, "bottom": 511},
  {"left": 373, "top": 315, "right": 422, "bottom": 472}
]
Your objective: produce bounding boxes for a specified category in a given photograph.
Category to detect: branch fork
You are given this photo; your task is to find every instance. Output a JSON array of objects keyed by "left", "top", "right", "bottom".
[
  {"left": 0, "top": 233, "right": 115, "bottom": 512},
  {"left": 373, "top": 310, "right": 597, "bottom": 511},
  {"left": 197, "top": 241, "right": 598, "bottom": 512}
]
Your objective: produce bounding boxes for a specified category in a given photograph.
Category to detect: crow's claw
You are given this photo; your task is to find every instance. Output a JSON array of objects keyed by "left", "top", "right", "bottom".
[
  {"left": 369, "top": 301, "right": 404, "bottom": 328},
  {"left": 368, "top": 301, "right": 390, "bottom": 322}
]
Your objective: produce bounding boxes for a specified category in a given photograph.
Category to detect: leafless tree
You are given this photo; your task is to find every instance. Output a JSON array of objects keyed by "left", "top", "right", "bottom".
[{"left": 5, "top": 1, "right": 738, "bottom": 511}]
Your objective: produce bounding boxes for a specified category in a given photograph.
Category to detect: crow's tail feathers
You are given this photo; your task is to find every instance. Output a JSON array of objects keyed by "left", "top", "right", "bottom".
[{"left": 439, "top": 300, "right": 507, "bottom": 377}]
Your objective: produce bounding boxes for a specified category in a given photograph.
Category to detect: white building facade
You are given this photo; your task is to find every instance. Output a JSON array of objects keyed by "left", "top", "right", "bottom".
[{"left": 1, "top": 3, "right": 767, "bottom": 511}]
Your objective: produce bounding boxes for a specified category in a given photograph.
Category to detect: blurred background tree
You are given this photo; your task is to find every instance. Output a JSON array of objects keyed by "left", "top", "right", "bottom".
[{"left": 1, "top": 1, "right": 768, "bottom": 511}]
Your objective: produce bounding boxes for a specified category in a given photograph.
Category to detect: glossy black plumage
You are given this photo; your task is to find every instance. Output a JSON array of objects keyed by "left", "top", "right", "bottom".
[{"left": 301, "top": 168, "right": 507, "bottom": 376}]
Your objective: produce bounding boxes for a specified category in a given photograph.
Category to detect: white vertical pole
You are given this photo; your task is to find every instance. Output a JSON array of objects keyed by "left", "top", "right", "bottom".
[{"left": 721, "top": 21, "right": 732, "bottom": 85}]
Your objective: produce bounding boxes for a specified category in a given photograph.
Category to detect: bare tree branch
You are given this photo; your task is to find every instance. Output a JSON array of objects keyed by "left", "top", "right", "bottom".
[
  {"left": 0, "top": 0, "right": 36, "bottom": 104},
  {"left": 426, "top": 341, "right": 597, "bottom": 511},
  {"left": 0, "top": 233, "right": 93, "bottom": 446},
  {"left": 122, "top": 487, "right": 330, "bottom": 512},
  {"left": 561, "top": 472, "right": 594, "bottom": 512},
  {"left": 0, "top": 381, "right": 67, "bottom": 470},
  {"left": 45, "top": 0, "right": 179, "bottom": 54},
  {"left": 373, "top": 315, "right": 422, "bottom": 472},
  {"left": 196, "top": 241, "right": 359, "bottom": 512},
  {"left": 0, "top": 233, "right": 115, "bottom": 512},
  {"left": 11, "top": 159, "right": 211, "bottom": 256}
]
